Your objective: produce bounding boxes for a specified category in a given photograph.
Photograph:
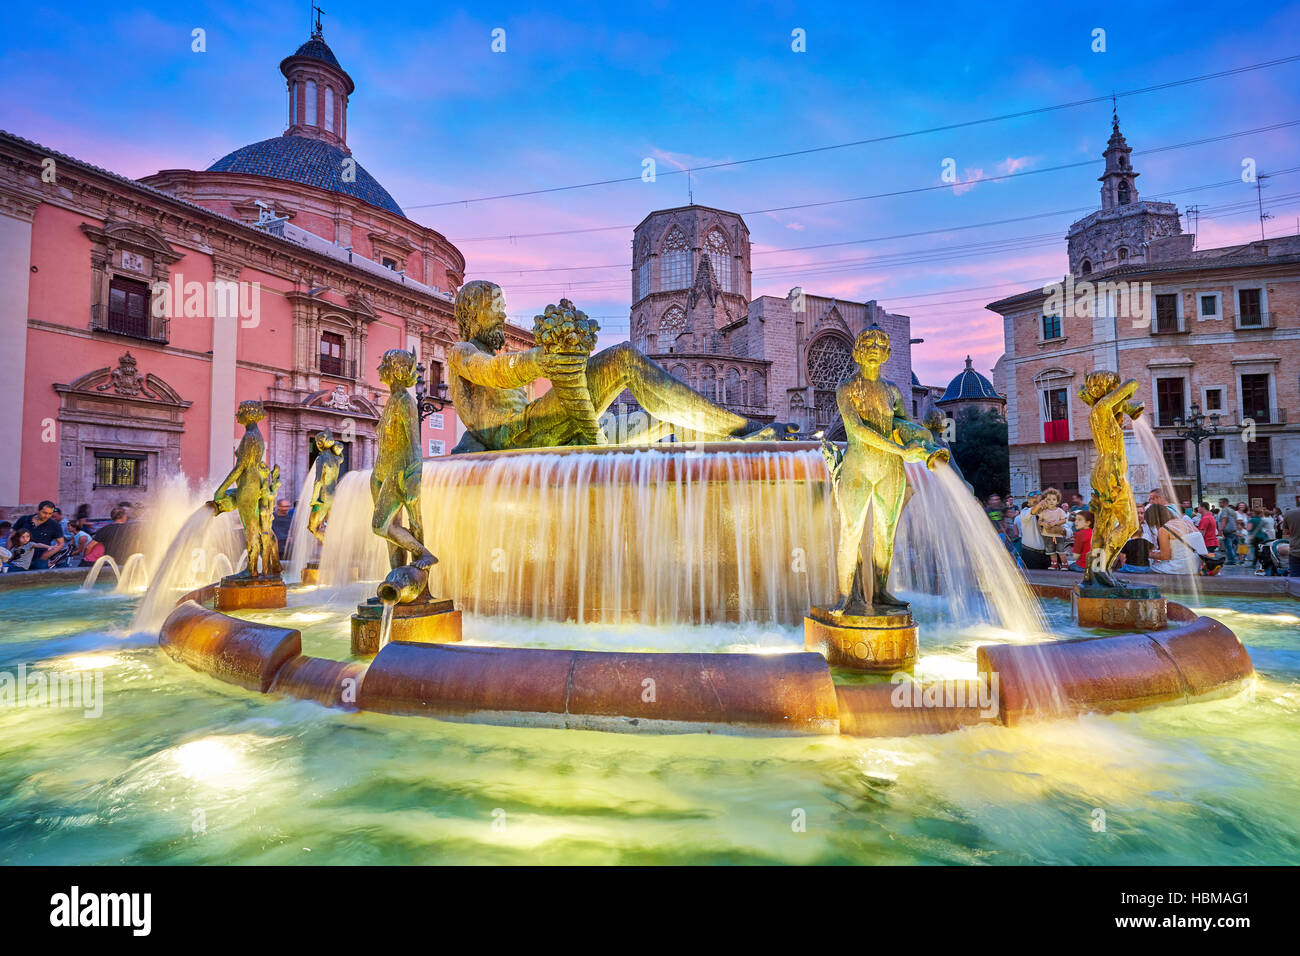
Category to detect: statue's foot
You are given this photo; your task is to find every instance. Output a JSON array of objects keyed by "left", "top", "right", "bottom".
[
  {"left": 873, "top": 587, "right": 910, "bottom": 608},
  {"left": 412, "top": 550, "right": 438, "bottom": 570}
]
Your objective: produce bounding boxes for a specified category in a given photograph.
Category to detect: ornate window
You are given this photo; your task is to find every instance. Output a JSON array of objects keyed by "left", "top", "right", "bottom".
[
  {"left": 725, "top": 368, "right": 743, "bottom": 405},
  {"left": 107, "top": 277, "right": 151, "bottom": 338},
  {"left": 305, "top": 80, "right": 317, "bottom": 126},
  {"left": 660, "top": 228, "right": 691, "bottom": 290},
  {"left": 325, "top": 87, "right": 335, "bottom": 132},
  {"left": 634, "top": 313, "right": 647, "bottom": 346},
  {"left": 659, "top": 305, "right": 686, "bottom": 340},
  {"left": 807, "top": 335, "right": 855, "bottom": 390},
  {"left": 705, "top": 229, "right": 733, "bottom": 293}
]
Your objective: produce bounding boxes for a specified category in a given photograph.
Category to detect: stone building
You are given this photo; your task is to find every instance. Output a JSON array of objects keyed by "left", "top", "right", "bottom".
[
  {"left": 626, "top": 204, "right": 933, "bottom": 437},
  {"left": 0, "top": 24, "right": 531, "bottom": 517},
  {"left": 988, "top": 114, "right": 1299, "bottom": 509}
]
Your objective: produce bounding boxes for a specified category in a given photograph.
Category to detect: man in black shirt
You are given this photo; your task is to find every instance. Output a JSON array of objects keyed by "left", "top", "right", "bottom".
[
  {"left": 91, "top": 507, "right": 137, "bottom": 565},
  {"left": 14, "top": 500, "right": 66, "bottom": 569}
]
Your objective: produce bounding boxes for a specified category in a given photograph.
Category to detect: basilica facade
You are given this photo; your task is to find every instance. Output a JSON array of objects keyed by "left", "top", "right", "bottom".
[{"left": 0, "top": 26, "right": 531, "bottom": 516}]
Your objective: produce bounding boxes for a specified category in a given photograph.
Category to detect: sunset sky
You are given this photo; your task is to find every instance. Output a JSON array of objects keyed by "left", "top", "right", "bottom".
[{"left": 3, "top": 0, "right": 1298, "bottom": 384}]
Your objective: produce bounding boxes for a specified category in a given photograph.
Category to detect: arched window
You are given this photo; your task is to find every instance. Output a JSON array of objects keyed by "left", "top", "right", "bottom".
[
  {"left": 290, "top": 81, "right": 298, "bottom": 125},
  {"left": 660, "top": 228, "right": 691, "bottom": 290},
  {"left": 636, "top": 238, "right": 650, "bottom": 300},
  {"left": 1117, "top": 246, "right": 1128, "bottom": 261},
  {"left": 659, "top": 305, "right": 686, "bottom": 342},
  {"left": 1117, "top": 181, "right": 1131, "bottom": 205},
  {"left": 725, "top": 368, "right": 743, "bottom": 405},
  {"left": 634, "top": 313, "right": 647, "bottom": 346},
  {"left": 700, "top": 364, "right": 716, "bottom": 402},
  {"left": 1080, "top": 259, "right": 1092, "bottom": 275},
  {"left": 669, "top": 364, "right": 690, "bottom": 385},
  {"left": 305, "top": 80, "right": 317, "bottom": 127},
  {"left": 750, "top": 370, "right": 766, "bottom": 407},
  {"left": 705, "top": 229, "right": 733, "bottom": 293},
  {"left": 325, "top": 87, "right": 335, "bottom": 132}
]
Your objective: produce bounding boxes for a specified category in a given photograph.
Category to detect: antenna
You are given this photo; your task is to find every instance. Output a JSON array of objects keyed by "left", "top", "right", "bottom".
[
  {"left": 1185, "top": 204, "right": 1200, "bottom": 248},
  {"left": 687, "top": 169, "right": 694, "bottom": 206},
  {"left": 1256, "top": 172, "right": 1273, "bottom": 240}
]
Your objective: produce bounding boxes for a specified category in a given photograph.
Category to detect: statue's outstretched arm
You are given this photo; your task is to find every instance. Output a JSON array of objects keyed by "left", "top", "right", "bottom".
[
  {"left": 213, "top": 460, "right": 244, "bottom": 497},
  {"left": 1095, "top": 378, "right": 1140, "bottom": 414},
  {"left": 452, "top": 343, "right": 544, "bottom": 389}
]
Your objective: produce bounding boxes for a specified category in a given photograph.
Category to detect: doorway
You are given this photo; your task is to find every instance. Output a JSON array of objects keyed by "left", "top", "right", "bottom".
[{"left": 1038, "top": 457, "right": 1079, "bottom": 495}]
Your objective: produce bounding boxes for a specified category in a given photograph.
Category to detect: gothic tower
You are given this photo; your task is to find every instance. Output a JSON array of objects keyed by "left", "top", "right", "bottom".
[{"left": 1065, "top": 110, "right": 1183, "bottom": 275}]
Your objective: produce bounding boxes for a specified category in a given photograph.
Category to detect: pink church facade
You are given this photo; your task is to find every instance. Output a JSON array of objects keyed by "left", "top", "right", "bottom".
[{"left": 0, "top": 28, "right": 531, "bottom": 517}]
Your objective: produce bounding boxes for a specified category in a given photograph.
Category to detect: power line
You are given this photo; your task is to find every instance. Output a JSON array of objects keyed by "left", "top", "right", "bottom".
[
  {"left": 448, "top": 124, "right": 1300, "bottom": 243},
  {"left": 403, "top": 54, "right": 1300, "bottom": 211}
]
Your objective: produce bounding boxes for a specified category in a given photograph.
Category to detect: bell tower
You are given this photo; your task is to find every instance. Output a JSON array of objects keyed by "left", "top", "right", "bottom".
[
  {"left": 1099, "top": 106, "right": 1139, "bottom": 210},
  {"left": 280, "top": 10, "right": 354, "bottom": 151}
]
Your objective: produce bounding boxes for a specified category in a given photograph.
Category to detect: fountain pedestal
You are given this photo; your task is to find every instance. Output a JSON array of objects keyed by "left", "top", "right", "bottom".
[
  {"left": 1072, "top": 584, "right": 1166, "bottom": 630},
  {"left": 215, "top": 573, "right": 287, "bottom": 610},
  {"left": 300, "top": 562, "right": 320, "bottom": 586},
  {"left": 350, "top": 595, "right": 461, "bottom": 656},
  {"left": 804, "top": 605, "right": 917, "bottom": 672}
]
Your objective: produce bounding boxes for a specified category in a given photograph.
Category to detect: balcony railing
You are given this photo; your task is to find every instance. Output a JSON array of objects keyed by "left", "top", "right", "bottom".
[
  {"left": 90, "top": 303, "right": 170, "bottom": 344},
  {"left": 1244, "top": 458, "right": 1284, "bottom": 477},
  {"left": 1237, "top": 408, "right": 1288, "bottom": 426},
  {"left": 1235, "top": 312, "right": 1276, "bottom": 329},
  {"left": 1164, "top": 459, "right": 1191, "bottom": 477},
  {"left": 317, "top": 356, "right": 357, "bottom": 380}
]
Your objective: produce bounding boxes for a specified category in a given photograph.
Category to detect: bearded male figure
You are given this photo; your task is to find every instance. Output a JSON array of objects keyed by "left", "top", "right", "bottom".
[{"left": 447, "top": 280, "right": 795, "bottom": 452}]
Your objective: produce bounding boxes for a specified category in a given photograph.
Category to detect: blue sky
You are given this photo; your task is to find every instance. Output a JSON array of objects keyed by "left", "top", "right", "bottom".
[{"left": 3, "top": 0, "right": 1298, "bottom": 382}]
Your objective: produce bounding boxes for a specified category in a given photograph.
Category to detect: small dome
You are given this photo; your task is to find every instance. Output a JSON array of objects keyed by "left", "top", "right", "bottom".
[
  {"left": 291, "top": 37, "right": 341, "bottom": 69},
  {"left": 207, "top": 135, "right": 404, "bottom": 217},
  {"left": 939, "top": 355, "right": 1000, "bottom": 403}
]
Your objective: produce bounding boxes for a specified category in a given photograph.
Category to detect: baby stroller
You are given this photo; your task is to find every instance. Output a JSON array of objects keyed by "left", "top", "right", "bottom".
[{"left": 1257, "top": 539, "right": 1289, "bottom": 577}]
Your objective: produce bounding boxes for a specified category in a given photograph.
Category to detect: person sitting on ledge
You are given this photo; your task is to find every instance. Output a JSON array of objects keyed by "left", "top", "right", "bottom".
[{"left": 447, "top": 280, "right": 796, "bottom": 453}]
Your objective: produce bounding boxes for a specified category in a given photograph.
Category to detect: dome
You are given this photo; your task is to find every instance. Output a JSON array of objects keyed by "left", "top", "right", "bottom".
[
  {"left": 939, "top": 355, "right": 1001, "bottom": 403},
  {"left": 291, "top": 37, "right": 341, "bottom": 70},
  {"left": 207, "top": 135, "right": 404, "bottom": 217}
]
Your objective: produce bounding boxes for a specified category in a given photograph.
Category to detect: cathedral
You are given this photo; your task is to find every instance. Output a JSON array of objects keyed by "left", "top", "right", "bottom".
[{"left": 625, "top": 204, "right": 936, "bottom": 437}]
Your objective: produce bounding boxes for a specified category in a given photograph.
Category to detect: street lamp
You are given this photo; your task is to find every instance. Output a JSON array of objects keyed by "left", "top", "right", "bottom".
[
  {"left": 1173, "top": 401, "right": 1220, "bottom": 507},
  {"left": 414, "top": 362, "right": 451, "bottom": 428}
]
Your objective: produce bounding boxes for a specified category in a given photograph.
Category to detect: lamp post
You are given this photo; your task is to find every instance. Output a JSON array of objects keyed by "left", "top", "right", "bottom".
[
  {"left": 414, "top": 362, "right": 451, "bottom": 430},
  {"left": 1173, "top": 401, "right": 1220, "bottom": 507}
]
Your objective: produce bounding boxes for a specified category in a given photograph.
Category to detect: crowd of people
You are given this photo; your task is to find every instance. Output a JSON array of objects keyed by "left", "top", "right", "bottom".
[
  {"left": 1, "top": 501, "right": 139, "bottom": 573},
  {"left": 988, "top": 489, "right": 1299, "bottom": 579}
]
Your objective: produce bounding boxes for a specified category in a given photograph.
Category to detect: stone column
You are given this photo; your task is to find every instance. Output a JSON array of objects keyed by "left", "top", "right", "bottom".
[{"left": 0, "top": 190, "right": 38, "bottom": 506}]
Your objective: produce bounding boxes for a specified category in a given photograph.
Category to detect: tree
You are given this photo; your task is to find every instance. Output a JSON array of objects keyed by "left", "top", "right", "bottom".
[{"left": 951, "top": 407, "right": 1009, "bottom": 500}]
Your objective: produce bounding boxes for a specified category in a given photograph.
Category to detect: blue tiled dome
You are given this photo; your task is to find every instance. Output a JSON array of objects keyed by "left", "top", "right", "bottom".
[
  {"left": 207, "top": 136, "right": 404, "bottom": 217},
  {"left": 292, "top": 37, "right": 341, "bottom": 69},
  {"left": 940, "top": 356, "right": 1000, "bottom": 402}
]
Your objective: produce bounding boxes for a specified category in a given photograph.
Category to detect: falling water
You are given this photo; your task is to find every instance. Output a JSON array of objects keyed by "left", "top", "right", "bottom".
[
  {"left": 79, "top": 555, "right": 120, "bottom": 590},
  {"left": 894, "top": 462, "right": 1048, "bottom": 638},
  {"left": 319, "top": 444, "right": 837, "bottom": 625},
  {"left": 378, "top": 602, "right": 396, "bottom": 651},
  {"left": 116, "top": 553, "right": 149, "bottom": 592},
  {"left": 1129, "top": 416, "right": 1201, "bottom": 601},
  {"left": 131, "top": 506, "right": 244, "bottom": 632},
  {"left": 283, "top": 477, "right": 318, "bottom": 584}
]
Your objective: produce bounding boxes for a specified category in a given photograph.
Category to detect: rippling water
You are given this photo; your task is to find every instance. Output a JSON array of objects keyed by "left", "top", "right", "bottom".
[{"left": 0, "top": 583, "right": 1296, "bottom": 864}]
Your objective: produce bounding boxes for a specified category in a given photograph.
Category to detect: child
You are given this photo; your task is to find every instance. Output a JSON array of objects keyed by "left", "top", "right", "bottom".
[
  {"left": 1032, "top": 487, "right": 1070, "bottom": 569},
  {"left": 1071, "top": 510, "right": 1094, "bottom": 572}
]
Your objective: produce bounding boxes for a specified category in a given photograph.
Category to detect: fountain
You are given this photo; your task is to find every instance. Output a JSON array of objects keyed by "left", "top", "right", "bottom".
[{"left": 145, "top": 293, "right": 1252, "bottom": 738}]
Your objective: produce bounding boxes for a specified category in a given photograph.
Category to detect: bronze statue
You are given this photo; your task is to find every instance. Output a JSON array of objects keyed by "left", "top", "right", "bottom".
[
  {"left": 208, "top": 400, "right": 277, "bottom": 578},
  {"left": 825, "top": 326, "right": 948, "bottom": 615},
  {"left": 307, "top": 429, "right": 344, "bottom": 544},
  {"left": 257, "top": 462, "right": 282, "bottom": 576},
  {"left": 371, "top": 349, "right": 435, "bottom": 575},
  {"left": 446, "top": 280, "right": 795, "bottom": 452},
  {"left": 1078, "top": 371, "right": 1143, "bottom": 587}
]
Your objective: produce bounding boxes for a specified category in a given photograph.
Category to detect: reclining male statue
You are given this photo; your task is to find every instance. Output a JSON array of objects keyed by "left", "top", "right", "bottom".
[{"left": 447, "top": 280, "right": 796, "bottom": 452}]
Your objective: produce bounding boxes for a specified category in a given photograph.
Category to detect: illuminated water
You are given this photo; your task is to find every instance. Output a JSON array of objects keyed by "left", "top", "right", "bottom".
[{"left": 1, "top": 581, "right": 1296, "bottom": 864}]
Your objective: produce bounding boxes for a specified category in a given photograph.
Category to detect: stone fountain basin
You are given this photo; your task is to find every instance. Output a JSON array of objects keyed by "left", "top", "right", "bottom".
[{"left": 158, "top": 581, "right": 1254, "bottom": 737}]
